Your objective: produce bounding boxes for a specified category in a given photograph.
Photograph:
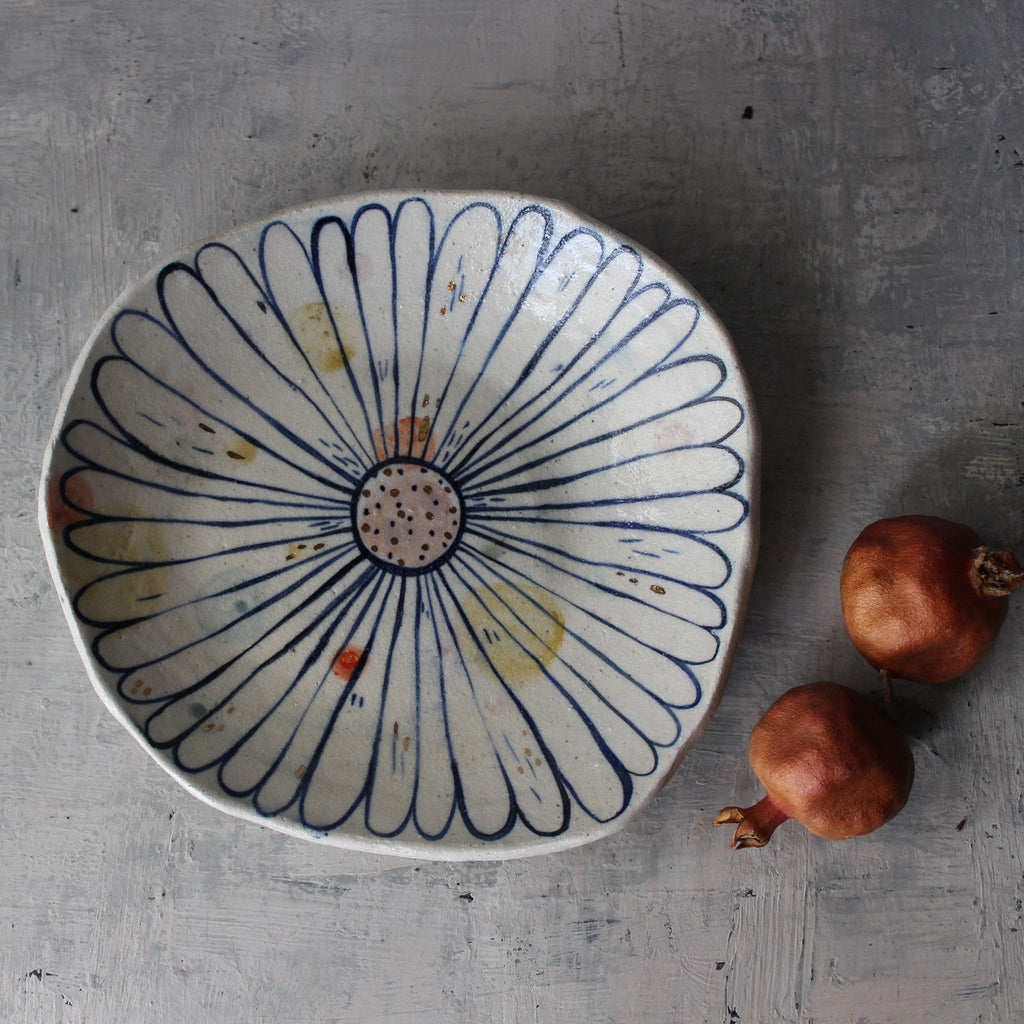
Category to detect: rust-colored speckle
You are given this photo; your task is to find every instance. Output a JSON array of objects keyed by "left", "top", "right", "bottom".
[
  {"left": 332, "top": 645, "right": 364, "bottom": 680},
  {"left": 47, "top": 473, "right": 93, "bottom": 534},
  {"left": 373, "top": 417, "right": 438, "bottom": 460}
]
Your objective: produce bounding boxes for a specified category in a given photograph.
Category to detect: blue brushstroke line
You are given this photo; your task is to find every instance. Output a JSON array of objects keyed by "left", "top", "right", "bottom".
[
  {"left": 141, "top": 554, "right": 376, "bottom": 747},
  {"left": 443, "top": 552, "right": 636, "bottom": 821},
  {"left": 237, "top": 228, "right": 377, "bottom": 468},
  {"left": 430, "top": 205, "right": 554, "bottom": 458},
  {"left": 100, "top": 328, "right": 360, "bottom": 492},
  {"left": 62, "top": 420, "right": 350, "bottom": 511},
  {"left": 462, "top": 521, "right": 725, "bottom": 668},
  {"left": 161, "top": 248, "right": 369, "bottom": 477},
  {"left": 100, "top": 541, "right": 365, "bottom": 678},
  {"left": 307, "top": 214, "right": 383, "bottom": 464},
  {"left": 452, "top": 540, "right": 687, "bottom": 747},
  {"left": 417, "top": 201, "right": 510, "bottom": 442},
  {"left": 295, "top": 572, "right": 400, "bottom": 830},
  {"left": 217, "top": 565, "right": 389, "bottom": 808},
  {"left": 410, "top": 578, "right": 459, "bottom": 840},
  {"left": 431, "top": 568, "right": 569, "bottom": 838},
  {"left": 451, "top": 287, "right": 699, "bottom": 486},
  {"left": 441, "top": 246, "right": 648, "bottom": 477},
  {"left": 74, "top": 541, "right": 352, "bottom": 631},
  {"left": 455, "top": 332, "right": 712, "bottom": 492},
  {"left": 461, "top": 422, "right": 744, "bottom": 501},
  {"left": 439, "top": 226, "right": 619, "bottom": 474}
]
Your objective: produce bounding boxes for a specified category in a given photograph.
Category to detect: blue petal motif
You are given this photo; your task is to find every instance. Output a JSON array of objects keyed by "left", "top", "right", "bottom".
[{"left": 51, "top": 195, "right": 754, "bottom": 852}]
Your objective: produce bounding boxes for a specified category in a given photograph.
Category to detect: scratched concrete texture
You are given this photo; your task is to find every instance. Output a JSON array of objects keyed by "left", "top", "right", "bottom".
[{"left": 3, "top": 1, "right": 1024, "bottom": 1022}]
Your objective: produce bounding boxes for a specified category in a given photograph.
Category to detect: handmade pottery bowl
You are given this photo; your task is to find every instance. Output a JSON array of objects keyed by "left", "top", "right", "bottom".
[{"left": 39, "top": 191, "right": 758, "bottom": 859}]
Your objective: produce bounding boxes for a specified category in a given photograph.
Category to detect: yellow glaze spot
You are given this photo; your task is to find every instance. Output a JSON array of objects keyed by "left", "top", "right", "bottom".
[
  {"left": 285, "top": 541, "right": 312, "bottom": 562},
  {"left": 289, "top": 302, "right": 356, "bottom": 373},
  {"left": 466, "top": 582, "right": 565, "bottom": 686},
  {"left": 225, "top": 437, "right": 257, "bottom": 463},
  {"left": 102, "top": 517, "right": 170, "bottom": 564},
  {"left": 92, "top": 518, "right": 172, "bottom": 608}
]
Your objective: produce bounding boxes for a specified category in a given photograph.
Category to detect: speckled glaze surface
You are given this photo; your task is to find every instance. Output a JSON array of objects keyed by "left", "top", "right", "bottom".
[{"left": 38, "top": 191, "right": 759, "bottom": 859}]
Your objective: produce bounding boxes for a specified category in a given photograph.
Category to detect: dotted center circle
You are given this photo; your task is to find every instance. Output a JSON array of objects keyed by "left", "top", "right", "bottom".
[{"left": 354, "top": 460, "right": 463, "bottom": 573}]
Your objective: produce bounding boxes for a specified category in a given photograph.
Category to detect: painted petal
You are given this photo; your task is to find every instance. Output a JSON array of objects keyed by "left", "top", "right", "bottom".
[
  {"left": 75, "top": 538, "right": 345, "bottom": 626},
  {"left": 109, "top": 311, "right": 356, "bottom": 491},
  {"left": 156, "top": 266, "right": 355, "bottom": 479},
  {"left": 445, "top": 555, "right": 645, "bottom": 821},
  {"left": 432, "top": 571, "right": 569, "bottom": 837},
  {"left": 196, "top": 239, "right": 372, "bottom": 469},
  {"left": 68, "top": 516, "right": 347, "bottom": 570},
  {"left": 301, "top": 575, "right": 404, "bottom": 829},
  {"left": 431, "top": 206, "right": 552, "bottom": 460},
  {"left": 410, "top": 578, "right": 457, "bottom": 838},
  {"left": 452, "top": 542, "right": 701, "bottom": 708},
  {"left": 218, "top": 572, "right": 390, "bottom": 800},
  {"left": 143, "top": 559, "right": 376, "bottom": 748},
  {"left": 114, "top": 549, "right": 364, "bottom": 692},
  {"left": 463, "top": 520, "right": 724, "bottom": 635},
  {"left": 470, "top": 441, "right": 743, "bottom": 515},
  {"left": 251, "top": 573, "right": 391, "bottom": 817},
  {"left": 467, "top": 518, "right": 731, "bottom": 590},
  {"left": 310, "top": 217, "right": 385, "bottom": 455},
  {"left": 390, "top": 200, "right": 434, "bottom": 452},
  {"left": 365, "top": 580, "right": 420, "bottom": 836},
  {"left": 451, "top": 539, "right": 706, "bottom": 703},
  {"left": 441, "top": 246, "right": 645, "bottom": 472},
  {"left": 63, "top": 421, "right": 336, "bottom": 509},
  {"left": 435, "top": 228, "right": 605, "bottom": 471},
  {"left": 456, "top": 303, "right": 703, "bottom": 486}
]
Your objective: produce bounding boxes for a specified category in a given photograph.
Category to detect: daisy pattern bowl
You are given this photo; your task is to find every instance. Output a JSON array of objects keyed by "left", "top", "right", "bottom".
[{"left": 39, "top": 191, "right": 758, "bottom": 860}]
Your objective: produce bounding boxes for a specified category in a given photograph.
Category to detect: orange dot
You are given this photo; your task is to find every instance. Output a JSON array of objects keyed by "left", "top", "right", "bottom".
[{"left": 332, "top": 645, "right": 364, "bottom": 680}]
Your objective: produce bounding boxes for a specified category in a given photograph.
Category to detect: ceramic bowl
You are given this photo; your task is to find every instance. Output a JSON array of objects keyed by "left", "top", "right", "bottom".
[{"left": 39, "top": 191, "right": 758, "bottom": 859}]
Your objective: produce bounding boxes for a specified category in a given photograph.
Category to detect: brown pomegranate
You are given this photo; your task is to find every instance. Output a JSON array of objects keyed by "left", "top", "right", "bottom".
[
  {"left": 713, "top": 681, "right": 914, "bottom": 848},
  {"left": 840, "top": 515, "right": 1022, "bottom": 684}
]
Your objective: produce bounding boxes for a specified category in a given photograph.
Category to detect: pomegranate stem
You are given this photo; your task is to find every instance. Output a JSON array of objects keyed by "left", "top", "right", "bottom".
[
  {"left": 879, "top": 668, "right": 895, "bottom": 719},
  {"left": 713, "top": 795, "right": 790, "bottom": 849}
]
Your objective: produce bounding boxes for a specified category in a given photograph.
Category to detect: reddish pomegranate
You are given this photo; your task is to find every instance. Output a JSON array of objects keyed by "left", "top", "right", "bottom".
[
  {"left": 840, "top": 515, "right": 1021, "bottom": 684},
  {"left": 714, "top": 681, "right": 914, "bottom": 848}
]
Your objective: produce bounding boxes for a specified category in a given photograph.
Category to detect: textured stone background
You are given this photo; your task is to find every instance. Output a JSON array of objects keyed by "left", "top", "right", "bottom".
[{"left": 3, "top": 1, "right": 1024, "bottom": 1021}]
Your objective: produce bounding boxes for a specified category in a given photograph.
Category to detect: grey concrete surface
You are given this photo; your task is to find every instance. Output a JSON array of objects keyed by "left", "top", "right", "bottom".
[{"left": 3, "top": 1, "right": 1023, "bottom": 1022}]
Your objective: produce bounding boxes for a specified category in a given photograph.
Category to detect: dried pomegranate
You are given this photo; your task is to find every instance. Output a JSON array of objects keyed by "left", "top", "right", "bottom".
[
  {"left": 840, "top": 515, "right": 1021, "bottom": 684},
  {"left": 714, "top": 681, "right": 914, "bottom": 848}
]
